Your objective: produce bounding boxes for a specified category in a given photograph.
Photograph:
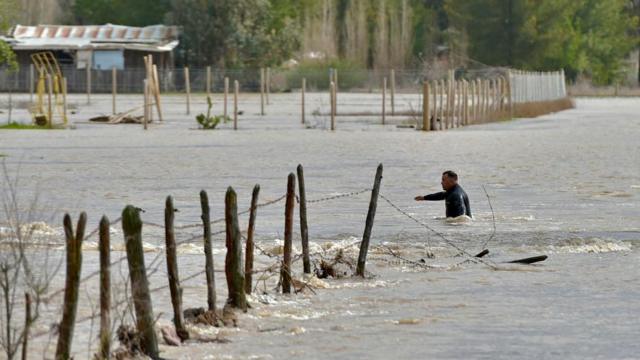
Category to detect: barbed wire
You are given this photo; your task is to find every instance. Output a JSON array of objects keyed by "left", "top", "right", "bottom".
[
  {"left": 378, "top": 193, "right": 498, "bottom": 270},
  {"left": 298, "top": 188, "right": 372, "bottom": 204}
]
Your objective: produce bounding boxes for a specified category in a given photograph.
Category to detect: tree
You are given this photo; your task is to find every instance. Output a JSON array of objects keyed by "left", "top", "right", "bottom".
[
  {"left": 72, "top": 0, "right": 170, "bottom": 26},
  {"left": 0, "top": 0, "right": 18, "bottom": 72}
]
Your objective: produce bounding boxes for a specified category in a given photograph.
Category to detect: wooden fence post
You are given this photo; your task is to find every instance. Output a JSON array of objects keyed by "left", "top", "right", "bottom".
[
  {"left": 185, "top": 67, "right": 191, "bottom": 115},
  {"left": 432, "top": 81, "right": 438, "bottom": 130},
  {"left": 46, "top": 75, "right": 53, "bottom": 129},
  {"left": 282, "top": 173, "right": 295, "bottom": 293},
  {"left": 55, "top": 213, "right": 86, "bottom": 360},
  {"left": 164, "top": 196, "right": 188, "bottom": 341},
  {"left": 200, "top": 190, "right": 216, "bottom": 312},
  {"left": 266, "top": 67, "right": 271, "bottom": 105},
  {"left": 122, "top": 206, "right": 159, "bottom": 358},
  {"left": 233, "top": 80, "right": 239, "bottom": 130},
  {"left": 260, "top": 68, "right": 265, "bottom": 116},
  {"left": 86, "top": 66, "right": 91, "bottom": 105},
  {"left": 143, "top": 79, "right": 149, "bottom": 130},
  {"left": 356, "top": 164, "right": 383, "bottom": 276},
  {"left": 29, "top": 64, "right": 34, "bottom": 103},
  {"left": 224, "top": 77, "right": 229, "bottom": 119},
  {"left": 21, "top": 293, "right": 31, "bottom": 360},
  {"left": 112, "top": 67, "right": 117, "bottom": 115},
  {"left": 206, "top": 66, "right": 211, "bottom": 99},
  {"left": 330, "top": 81, "right": 336, "bottom": 131},
  {"left": 301, "top": 78, "right": 306, "bottom": 124},
  {"left": 99, "top": 215, "right": 111, "bottom": 359},
  {"left": 390, "top": 69, "right": 396, "bottom": 116},
  {"left": 297, "top": 165, "right": 310, "bottom": 274},
  {"left": 225, "top": 187, "right": 248, "bottom": 310},
  {"left": 245, "top": 185, "right": 260, "bottom": 294},
  {"left": 422, "top": 81, "right": 430, "bottom": 131},
  {"left": 382, "top": 77, "right": 387, "bottom": 125}
]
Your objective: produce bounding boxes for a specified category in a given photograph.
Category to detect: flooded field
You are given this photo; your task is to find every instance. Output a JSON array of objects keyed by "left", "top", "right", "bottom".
[{"left": 1, "top": 94, "right": 639, "bottom": 359}]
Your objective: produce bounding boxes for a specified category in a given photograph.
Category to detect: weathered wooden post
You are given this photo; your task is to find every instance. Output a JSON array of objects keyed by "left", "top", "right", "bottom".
[
  {"left": 260, "top": 67, "right": 265, "bottom": 116},
  {"left": 422, "top": 81, "right": 430, "bottom": 131},
  {"left": 112, "top": 67, "right": 117, "bottom": 115},
  {"left": 224, "top": 77, "right": 229, "bottom": 119},
  {"left": 432, "top": 80, "right": 438, "bottom": 130},
  {"left": 390, "top": 69, "right": 396, "bottom": 116},
  {"left": 55, "top": 212, "right": 86, "bottom": 360},
  {"left": 165, "top": 196, "right": 188, "bottom": 341},
  {"left": 266, "top": 67, "right": 271, "bottom": 105},
  {"left": 297, "top": 165, "right": 311, "bottom": 274},
  {"left": 184, "top": 67, "right": 191, "bottom": 115},
  {"left": 356, "top": 164, "right": 383, "bottom": 277},
  {"left": 225, "top": 187, "right": 248, "bottom": 310},
  {"left": 330, "top": 81, "right": 336, "bottom": 131},
  {"left": 29, "top": 64, "right": 34, "bottom": 103},
  {"left": 245, "top": 185, "right": 260, "bottom": 294},
  {"left": 233, "top": 80, "right": 239, "bottom": 130},
  {"left": 46, "top": 75, "right": 53, "bottom": 129},
  {"left": 282, "top": 173, "right": 295, "bottom": 293},
  {"left": 86, "top": 66, "right": 91, "bottom": 104},
  {"left": 200, "top": 190, "right": 216, "bottom": 311},
  {"left": 151, "top": 64, "right": 163, "bottom": 122},
  {"left": 99, "top": 215, "right": 111, "bottom": 359},
  {"left": 143, "top": 79, "right": 149, "bottom": 130},
  {"left": 22, "top": 293, "right": 31, "bottom": 360},
  {"left": 122, "top": 205, "right": 159, "bottom": 358},
  {"left": 382, "top": 77, "right": 387, "bottom": 125},
  {"left": 463, "top": 80, "right": 469, "bottom": 126},
  {"left": 206, "top": 66, "right": 212, "bottom": 99},
  {"left": 301, "top": 78, "right": 306, "bottom": 124}
]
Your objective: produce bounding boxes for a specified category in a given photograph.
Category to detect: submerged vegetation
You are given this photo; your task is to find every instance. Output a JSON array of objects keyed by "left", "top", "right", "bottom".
[{"left": 0, "top": 122, "right": 48, "bottom": 130}]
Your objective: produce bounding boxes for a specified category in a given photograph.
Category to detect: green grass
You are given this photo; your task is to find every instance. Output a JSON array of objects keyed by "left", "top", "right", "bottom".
[{"left": 0, "top": 122, "right": 49, "bottom": 130}]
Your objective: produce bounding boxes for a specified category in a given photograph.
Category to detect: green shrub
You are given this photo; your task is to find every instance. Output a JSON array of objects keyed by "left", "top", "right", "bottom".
[{"left": 196, "top": 97, "right": 230, "bottom": 129}]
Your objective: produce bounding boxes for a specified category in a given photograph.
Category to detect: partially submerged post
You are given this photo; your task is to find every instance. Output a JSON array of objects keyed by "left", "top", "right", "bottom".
[
  {"left": 224, "top": 77, "right": 229, "bottom": 119},
  {"left": 382, "top": 77, "right": 387, "bottom": 125},
  {"left": 55, "top": 213, "right": 86, "bottom": 360},
  {"left": 185, "top": 67, "right": 191, "bottom": 115},
  {"left": 22, "top": 293, "right": 31, "bottom": 360},
  {"left": 99, "top": 215, "right": 111, "bottom": 359},
  {"left": 297, "top": 165, "right": 311, "bottom": 274},
  {"left": 422, "top": 81, "right": 430, "bottom": 131},
  {"left": 432, "top": 80, "right": 438, "bottom": 130},
  {"left": 301, "top": 78, "right": 306, "bottom": 124},
  {"left": 143, "top": 79, "right": 149, "bottom": 130},
  {"left": 206, "top": 66, "right": 212, "bottom": 99},
  {"left": 266, "top": 67, "right": 271, "bottom": 105},
  {"left": 225, "top": 187, "right": 248, "bottom": 310},
  {"left": 29, "top": 63, "right": 34, "bottom": 103},
  {"left": 330, "top": 81, "right": 336, "bottom": 131},
  {"left": 164, "top": 196, "right": 188, "bottom": 341},
  {"left": 233, "top": 80, "right": 239, "bottom": 130},
  {"left": 260, "top": 68, "right": 265, "bottom": 116},
  {"left": 122, "top": 206, "right": 159, "bottom": 358},
  {"left": 356, "top": 164, "right": 383, "bottom": 277},
  {"left": 86, "top": 66, "right": 91, "bottom": 104},
  {"left": 390, "top": 69, "right": 396, "bottom": 116},
  {"left": 282, "top": 173, "right": 295, "bottom": 293},
  {"left": 245, "top": 185, "right": 260, "bottom": 294},
  {"left": 46, "top": 75, "right": 53, "bottom": 129},
  {"left": 112, "top": 67, "right": 117, "bottom": 115},
  {"left": 200, "top": 190, "right": 216, "bottom": 311}
]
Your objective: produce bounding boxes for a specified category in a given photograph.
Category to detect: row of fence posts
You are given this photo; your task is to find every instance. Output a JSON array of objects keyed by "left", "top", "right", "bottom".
[
  {"left": 50, "top": 163, "right": 383, "bottom": 359},
  {"left": 420, "top": 75, "right": 511, "bottom": 131}
]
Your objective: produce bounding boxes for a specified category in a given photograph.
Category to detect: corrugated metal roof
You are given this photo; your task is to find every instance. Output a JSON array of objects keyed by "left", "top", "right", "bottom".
[{"left": 2, "top": 24, "right": 179, "bottom": 52}]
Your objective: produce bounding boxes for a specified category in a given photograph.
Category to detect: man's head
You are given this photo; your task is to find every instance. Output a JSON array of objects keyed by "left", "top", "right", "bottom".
[{"left": 441, "top": 170, "right": 458, "bottom": 191}]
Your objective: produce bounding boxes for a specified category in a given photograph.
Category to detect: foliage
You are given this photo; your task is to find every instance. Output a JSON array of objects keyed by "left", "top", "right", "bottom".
[
  {"left": 0, "top": 122, "right": 48, "bottom": 130},
  {"left": 0, "top": 0, "right": 18, "bottom": 72},
  {"left": 196, "top": 97, "right": 229, "bottom": 129},
  {"left": 72, "top": 0, "right": 170, "bottom": 26}
]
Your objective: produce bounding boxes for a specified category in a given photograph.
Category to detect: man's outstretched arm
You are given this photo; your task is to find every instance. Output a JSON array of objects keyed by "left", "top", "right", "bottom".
[{"left": 415, "top": 192, "right": 447, "bottom": 201}]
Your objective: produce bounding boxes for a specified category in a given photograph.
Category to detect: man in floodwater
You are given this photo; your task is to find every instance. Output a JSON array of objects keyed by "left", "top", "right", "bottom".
[{"left": 414, "top": 170, "right": 472, "bottom": 218}]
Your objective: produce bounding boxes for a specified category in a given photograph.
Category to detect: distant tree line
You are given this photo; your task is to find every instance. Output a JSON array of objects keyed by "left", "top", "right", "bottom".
[{"left": 1, "top": 0, "right": 638, "bottom": 84}]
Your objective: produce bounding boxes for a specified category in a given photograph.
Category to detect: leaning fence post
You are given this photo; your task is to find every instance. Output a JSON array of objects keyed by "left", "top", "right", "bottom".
[
  {"left": 99, "top": 215, "right": 111, "bottom": 359},
  {"left": 282, "top": 173, "right": 295, "bottom": 293},
  {"left": 356, "top": 164, "right": 383, "bottom": 277},
  {"left": 122, "top": 205, "right": 159, "bottom": 358},
  {"left": 245, "top": 185, "right": 260, "bottom": 294},
  {"left": 165, "top": 196, "right": 188, "bottom": 341},
  {"left": 200, "top": 190, "right": 216, "bottom": 312},
  {"left": 225, "top": 187, "right": 248, "bottom": 310},
  {"left": 55, "top": 212, "right": 86, "bottom": 360},
  {"left": 297, "top": 165, "right": 311, "bottom": 274}
]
